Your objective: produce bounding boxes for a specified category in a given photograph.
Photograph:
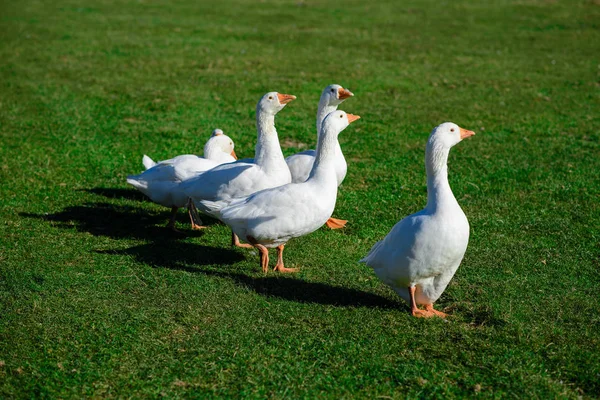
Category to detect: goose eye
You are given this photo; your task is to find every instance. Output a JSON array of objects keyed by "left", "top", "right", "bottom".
[
  {"left": 340, "top": 114, "right": 343, "bottom": 118},
  {"left": 450, "top": 128, "right": 455, "bottom": 132},
  {"left": 268, "top": 96, "right": 273, "bottom": 100},
  {"left": 331, "top": 89, "right": 335, "bottom": 93}
]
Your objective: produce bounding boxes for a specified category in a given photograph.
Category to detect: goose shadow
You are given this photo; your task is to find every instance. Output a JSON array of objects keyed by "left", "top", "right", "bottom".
[
  {"left": 215, "top": 271, "right": 403, "bottom": 310},
  {"left": 95, "top": 241, "right": 246, "bottom": 271},
  {"left": 83, "top": 187, "right": 148, "bottom": 202},
  {"left": 448, "top": 302, "right": 508, "bottom": 328},
  {"left": 101, "top": 241, "right": 401, "bottom": 310},
  {"left": 19, "top": 202, "right": 215, "bottom": 241}
]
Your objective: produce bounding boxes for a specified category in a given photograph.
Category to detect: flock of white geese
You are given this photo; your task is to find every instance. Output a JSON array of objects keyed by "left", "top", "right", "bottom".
[{"left": 127, "top": 84, "right": 476, "bottom": 318}]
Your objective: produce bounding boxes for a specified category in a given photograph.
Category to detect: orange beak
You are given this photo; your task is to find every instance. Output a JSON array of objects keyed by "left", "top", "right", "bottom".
[
  {"left": 459, "top": 127, "right": 475, "bottom": 139},
  {"left": 338, "top": 88, "right": 354, "bottom": 100},
  {"left": 230, "top": 150, "right": 237, "bottom": 160},
  {"left": 346, "top": 114, "right": 361, "bottom": 124},
  {"left": 277, "top": 93, "right": 297, "bottom": 104}
]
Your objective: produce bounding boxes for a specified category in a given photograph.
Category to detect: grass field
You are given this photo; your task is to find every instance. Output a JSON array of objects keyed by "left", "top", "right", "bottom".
[{"left": 1, "top": 0, "right": 600, "bottom": 397}]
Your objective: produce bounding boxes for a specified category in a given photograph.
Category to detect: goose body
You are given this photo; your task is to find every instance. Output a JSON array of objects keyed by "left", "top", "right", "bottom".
[
  {"left": 181, "top": 92, "right": 296, "bottom": 224},
  {"left": 212, "top": 110, "right": 360, "bottom": 273},
  {"left": 285, "top": 84, "right": 353, "bottom": 229},
  {"left": 140, "top": 129, "right": 236, "bottom": 171},
  {"left": 215, "top": 176, "right": 338, "bottom": 248},
  {"left": 360, "top": 122, "right": 475, "bottom": 318},
  {"left": 126, "top": 129, "right": 237, "bottom": 230}
]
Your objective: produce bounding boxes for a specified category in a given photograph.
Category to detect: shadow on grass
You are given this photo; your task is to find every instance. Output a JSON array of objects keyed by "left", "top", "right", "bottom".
[
  {"left": 216, "top": 271, "right": 403, "bottom": 310},
  {"left": 105, "top": 241, "right": 401, "bottom": 310},
  {"left": 19, "top": 202, "right": 218, "bottom": 241},
  {"left": 95, "top": 241, "right": 246, "bottom": 271},
  {"left": 24, "top": 198, "right": 400, "bottom": 310},
  {"left": 83, "top": 187, "right": 148, "bottom": 201},
  {"left": 454, "top": 303, "right": 508, "bottom": 328}
]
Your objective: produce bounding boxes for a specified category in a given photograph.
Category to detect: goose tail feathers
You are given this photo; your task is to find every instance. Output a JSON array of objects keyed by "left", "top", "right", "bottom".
[{"left": 142, "top": 155, "right": 156, "bottom": 170}]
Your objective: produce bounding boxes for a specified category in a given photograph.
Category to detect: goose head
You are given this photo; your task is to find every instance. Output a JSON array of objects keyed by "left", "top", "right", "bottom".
[
  {"left": 204, "top": 129, "right": 237, "bottom": 160},
  {"left": 321, "top": 84, "right": 354, "bottom": 107},
  {"left": 428, "top": 122, "right": 475, "bottom": 150},
  {"left": 321, "top": 110, "right": 361, "bottom": 138},
  {"left": 210, "top": 128, "right": 224, "bottom": 137},
  {"left": 257, "top": 91, "right": 296, "bottom": 116}
]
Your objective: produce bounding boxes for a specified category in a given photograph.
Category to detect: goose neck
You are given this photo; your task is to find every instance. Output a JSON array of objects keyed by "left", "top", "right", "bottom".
[
  {"left": 316, "top": 103, "right": 338, "bottom": 138},
  {"left": 425, "top": 142, "right": 456, "bottom": 211},
  {"left": 254, "top": 112, "right": 285, "bottom": 168},
  {"left": 308, "top": 129, "right": 338, "bottom": 183}
]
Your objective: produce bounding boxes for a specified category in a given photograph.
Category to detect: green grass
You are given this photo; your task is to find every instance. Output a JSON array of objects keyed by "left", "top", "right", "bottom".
[{"left": 1, "top": 0, "right": 599, "bottom": 397}]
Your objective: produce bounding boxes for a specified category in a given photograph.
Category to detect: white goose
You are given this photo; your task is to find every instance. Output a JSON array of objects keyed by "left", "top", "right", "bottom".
[
  {"left": 142, "top": 129, "right": 236, "bottom": 169},
  {"left": 127, "top": 129, "right": 237, "bottom": 231},
  {"left": 210, "top": 110, "right": 360, "bottom": 273},
  {"left": 181, "top": 92, "right": 296, "bottom": 246},
  {"left": 285, "top": 84, "right": 354, "bottom": 229},
  {"left": 360, "top": 122, "right": 475, "bottom": 318}
]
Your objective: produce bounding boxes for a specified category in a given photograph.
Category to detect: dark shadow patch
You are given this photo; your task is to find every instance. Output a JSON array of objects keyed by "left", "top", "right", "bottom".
[
  {"left": 83, "top": 187, "right": 148, "bottom": 202},
  {"left": 24, "top": 196, "right": 399, "bottom": 311},
  {"left": 95, "top": 241, "right": 246, "bottom": 271},
  {"left": 113, "top": 241, "right": 401, "bottom": 309},
  {"left": 19, "top": 202, "right": 216, "bottom": 241},
  {"left": 448, "top": 302, "right": 508, "bottom": 328},
  {"left": 217, "top": 272, "right": 403, "bottom": 310}
]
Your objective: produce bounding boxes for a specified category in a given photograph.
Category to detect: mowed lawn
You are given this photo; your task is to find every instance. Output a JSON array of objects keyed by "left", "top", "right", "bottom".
[{"left": 1, "top": 0, "right": 599, "bottom": 397}]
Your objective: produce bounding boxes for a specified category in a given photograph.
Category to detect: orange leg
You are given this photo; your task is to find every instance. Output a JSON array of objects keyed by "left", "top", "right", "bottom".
[
  {"left": 325, "top": 217, "right": 348, "bottom": 229},
  {"left": 187, "top": 200, "right": 207, "bottom": 230},
  {"left": 409, "top": 286, "right": 434, "bottom": 318},
  {"left": 254, "top": 244, "right": 270, "bottom": 273},
  {"left": 273, "top": 244, "right": 298, "bottom": 273},
  {"left": 424, "top": 304, "right": 448, "bottom": 318},
  {"left": 166, "top": 206, "right": 183, "bottom": 233},
  {"left": 232, "top": 232, "right": 253, "bottom": 248}
]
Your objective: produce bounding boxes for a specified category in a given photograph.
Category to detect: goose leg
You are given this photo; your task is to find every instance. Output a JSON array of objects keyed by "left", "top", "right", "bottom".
[
  {"left": 424, "top": 303, "right": 448, "bottom": 318},
  {"left": 232, "top": 232, "right": 253, "bottom": 248},
  {"left": 325, "top": 217, "right": 347, "bottom": 229},
  {"left": 409, "top": 286, "right": 434, "bottom": 318},
  {"left": 187, "top": 199, "right": 207, "bottom": 230},
  {"left": 254, "top": 244, "right": 270, "bottom": 273},
  {"left": 273, "top": 244, "right": 298, "bottom": 273},
  {"left": 166, "top": 207, "right": 182, "bottom": 232}
]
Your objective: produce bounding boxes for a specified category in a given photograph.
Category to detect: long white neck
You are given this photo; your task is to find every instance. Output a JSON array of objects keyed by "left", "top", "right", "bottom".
[
  {"left": 316, "top": 100, "right": 344, "bottom": 162},
  {"left": 254, "top": 110, "right": 286, "bottom": 169},
  {"left": 316, "top": 101, "right": 338, "bottom": 137},
  {"left": 308, "top": 126, "right": 339, "bottom": 184},
  {"left": 425, "top": 141, "right": 458, "bottom": 212}
]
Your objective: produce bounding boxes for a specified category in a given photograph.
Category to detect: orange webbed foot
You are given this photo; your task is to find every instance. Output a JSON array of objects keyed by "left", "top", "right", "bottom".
[
  {"left": 424, "top": 304, "right": 448, "bottom": 318},
  {"left": 191, "top": 223, "right": 208, "bottom": 230},
  {"left": 273, "top": 264, "right": 299, "bottom": 273},
  {"left": 273, "top": 244, "right": 297, "bottom": 273},
  {"left": 411, "top": 308, "right": 435, "bottom": 318},
  {"left": 325, "top": 217, "right": 347, "bottom": 229}
]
